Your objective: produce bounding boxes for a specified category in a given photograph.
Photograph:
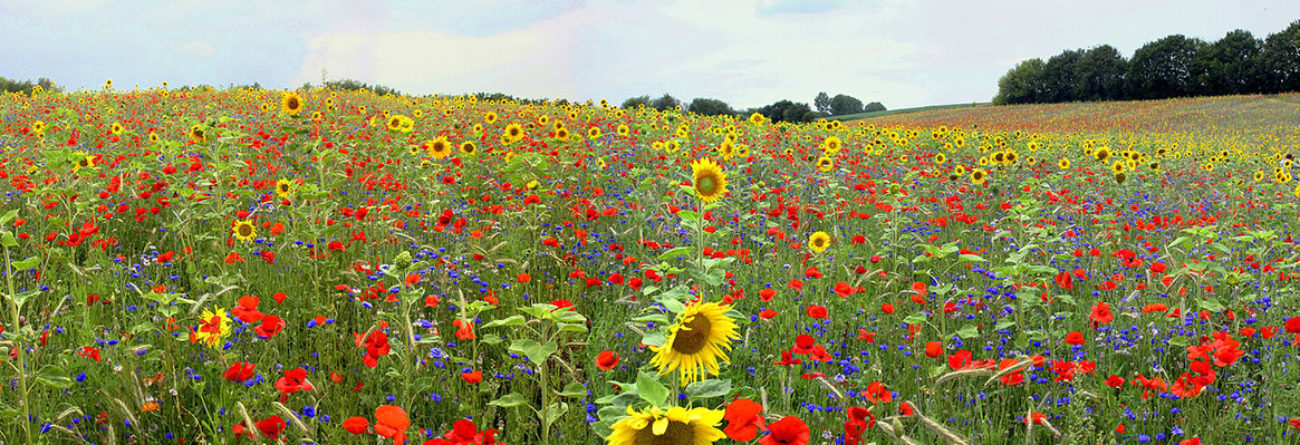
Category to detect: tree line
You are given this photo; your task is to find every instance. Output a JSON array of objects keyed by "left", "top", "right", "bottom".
[
  {"left": 995, "top": 20, "right": 1300, "bottom": 105},
  {"left": 619, "top": 92, "right": 886, "bottom": 124}
]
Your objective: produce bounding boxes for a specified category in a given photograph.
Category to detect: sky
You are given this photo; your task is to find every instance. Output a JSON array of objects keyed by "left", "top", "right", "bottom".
[{"left": 2, "top": 0, "right": 1298, "bottom": 109}]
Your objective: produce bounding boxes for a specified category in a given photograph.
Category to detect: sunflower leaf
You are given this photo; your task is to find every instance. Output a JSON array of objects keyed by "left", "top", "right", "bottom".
[
  {"left": 488, "top": 393, "right": 528, "bottom": 408},
  {"left": 685, "top": 379, "right": 731, "bottom": 400},
  {"left": 636, "top": 372, "right": 670, "bottom": 408}
]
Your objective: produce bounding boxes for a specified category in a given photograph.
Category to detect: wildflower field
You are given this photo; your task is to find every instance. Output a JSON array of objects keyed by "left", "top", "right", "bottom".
[{"left": 2, "top": 86, "right": 1300, "bottom": 445}]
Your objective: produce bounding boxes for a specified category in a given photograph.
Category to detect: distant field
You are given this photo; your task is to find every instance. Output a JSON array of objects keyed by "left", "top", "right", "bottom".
[
  {"left": 829, "top": 102, "right": 990, "bottom": 121},
  {"left": 861, "top": 93, "right": 1300, "bottom": 149}
]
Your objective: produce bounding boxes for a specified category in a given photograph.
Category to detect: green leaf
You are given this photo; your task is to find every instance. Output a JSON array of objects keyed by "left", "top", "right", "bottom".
[
  {"left": 901, "top": 311, "right": 928, "bottom": 325},
  {"left": 11, "top": 256, "right": 39, "bottom": 271},
  {"left": 656, "top": 296, "right": 686, "bottom": 314},
  {"left": 1197, "top": 297, "right": 1226, "bottom": 313},
  {"left": 955, "top": 324, "right": 980, "bottom": 339},
  {"left": 488, "top": 393, "right": 528, "bottom": 408},
  {"left": 542, "top": 402, "right": 569, "bottom": 428},
  {"left": 558, "top": 382, "right": 588, "bottom": 398},
  {"left": 0, "top": 231, "right": 16, "bottom": 248},
  {"left": 641, "top": 331, "right": 666, "bottom": 348},
  {"left": 958, "top": 254, "right": 986, "bottom": 262},
  {"left": 994, "top": 320, "right": 1016, "bottom": 331},
  {"left": 0, "top": 209, "right": 18, "bottom": 227},
  {"left": 658, "top": 246, "right": 693, "bottom": 261},
  {"left": 36, "top": 367, "right": 72, "bottom": 389},
  {"left": 482, "top": 315, "right": 527, "bottom": 329},
  {"left": 509, "top": 339, "right": 558, "bottom": 365},
  {"left": 684, "top": 379, "right": 731, "bottom": 399},
  {"left": 636, "top": 372, "right": 670, "bottom": 408},
  {"left": 677, "top": 210, "right": 700, "bottom": 221}
]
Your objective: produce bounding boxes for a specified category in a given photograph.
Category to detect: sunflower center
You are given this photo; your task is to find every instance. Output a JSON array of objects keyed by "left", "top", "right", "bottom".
[
  {"left": 287, "top": 98, "right": 300, "bottom": 110},
  {"left": 634, "top": 420, "right": 694, "bottom": 445},
  {"left": 671, "top": 314, "right": 713, "bottom": 354},
  {"left": 237, "top": 224, "right": 253, "bottom": 237},
  {"left": 695, "top": 176, "right": 717, "bottom": 195}
]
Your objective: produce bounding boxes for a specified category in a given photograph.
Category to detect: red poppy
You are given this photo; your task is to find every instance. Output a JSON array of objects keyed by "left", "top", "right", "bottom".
[
  {"left": 760, "top": 415, "right": 810, "bottom": 445},
  {"left": 862, "top": 381, "right": 892, "bottom": 404},
  {"left": 924, "top": 341, "right": 942, "bottom": 358},
  {"left": 461, "top": 370, "right": 483, "bottom": 384},
  {"left": 343, "top": 416, "right": 370, "bottom": 434},
  {"left": 1063, "top": 331, "right": 1085, "bottom": 346},
  {"left": 255, "top": 315, "right": 284, "bottom": 339},
  {"left": 1286, "top": 317, "right": 1300, "bottom": 333},
  {"left": 426, "top": 419, "right": 501, "bottom": 445},
  {"left": 257, "top": 415, "right": 287, "bottom": 440},
  {"left": 374, "top": 405, "right": 410, "bottom": 445},
  {"left": 791, "top": 335, "right": 816, "bottom": 355},
  {"left": 275, "top": 368, "right": 313, "bottom": 400},
  {"left": 760, "top": 289, "right": 776, "bottom": 302},
  {"left": 224, "top": 361, "right": 256, "bottom": 383},
  {"left": 1089, "top": 301, "right": 1113, "bottom": 329},
  {"left": 596, "top": 350, "right": 619, "bottom": 370},
  {"left": 723, "top": 398, "right": 765, "bottom": 441},
  {"left": 947, "top": 349, "right": 973, "bottom": 370},
  {"left": 806, "top": 305, "right": 827, "bottom": 319},
  {"left": 231, "top": 295, "right": 263, "bottom": 323}
]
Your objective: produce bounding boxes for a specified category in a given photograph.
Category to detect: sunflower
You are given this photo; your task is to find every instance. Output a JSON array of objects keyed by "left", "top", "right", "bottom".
[
  {"left": 823, "top": 136, "right": 842, "bottom": 154},
  {"left": 425, "top": 137, "right": 453, "bottom": 160},
  {"left": 504, "top": 123, "right": 524, "bottom": 141},
  {"left": 148, "top": 132, "right": 160, "bottom": 144},
  {"left": 281, "top": 92, "right": 303, "bottom": 116},
  {"left": 971, "top": 168, "right": 988, "bottom": 186},
  {"left": 484, "top": 112, "right": 498, "bottom": 124},
  {"left": 556, "top": 128, "right": 571, "bottom": 141},
  {"left": 275, "top": 179, "right": 295, "bottom": 199},
  {"left": 72, "top": 152, "right": 94, "bottom": 173},
  {"left": 194, "top": 307, "right": 232, "bottom": 348},
  {"left": 607, "top": 406, "right": 726, "bottom": 445},
  {"left": 459, "top": 141, "right": 477, "bottom": 155},
  {"left": 690, "top": 158, "right": 728, "bottom": 204},
  {"left": 1058, "top": 158, "right": 1070, "bottom": 170},
  {"left": 387, "top": 115, "right": 407, "bottom": 132},
  {"left": 934, "top": 153, "right": 947, "bottom": 165},
  {"left": 617, "top": 124, "right": 630, "bottom": 137},
  {"left": 588, "top": 126, "right": 602, "bottom": 140},
  {"left": 189, "top": 126, "right": 207, "bottom": 144},
  {"left": 1111, "top": 161, "right": 1126, "bottom": 174},
  {"left": 1114, "top": 172, "right": 1127, "bottom": 184},
  {"left": 748, "top": 113, "right": 764, "bottom": 125},
  {"left": 809, "top": 231, "right": 831, "bottom": 253},
  {"left": 666, "top": 141, "right": 680, "bottom": 154},
  {"left": 1255, "top": 171, "right": 1265, "bottom": 182},
  {"left": 649, "top": 302, "right": 739, "bottom": 384},
  {"left": 110, "top": 122, "right": 124, "bottom": 135},
  {"left": 816, "top": 156, "right": 834, "bottom": 172},
  {"left": 232, "top": 220, "right": 257, "bottom": 243},
  {"left": 1094, "top": 147, "right": 1110, "bottom": 163},
  {"left": 718, "top": 140, "right": 735, "bottom": 160},
  {"left": 31, "top": 121, "right": 45, "bottom": 134}
]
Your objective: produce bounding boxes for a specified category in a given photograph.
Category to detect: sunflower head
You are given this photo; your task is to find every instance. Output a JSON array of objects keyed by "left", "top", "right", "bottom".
[
  {"left": 233, "top": 220, "right": 257, "bottom": 243},
  {"left": 588, "top": 127, "right": 602, "bottom": 140},
  {"left": 816, "top": 156, "right": 834, "bottom": 172},
  {"left": 426, "top": 138, "right": 453, "bottom": 160},
  {"left": 275, "top": 179, "right": 295, "bottom": 199},
  {"left": 189, "top": 126, "right": 207, "bottom": 144},
  {"left": 649, "top": 302, "right": 740, "bottom": 384},
  {"left": 823, "top": 136, "right": 842, "bottom": 154},
  {"left": 690, "top": 158, "right": 728, "bottom": 204},
  {"left": 281, "top": 93, "right": 303, "bottom": 116},
  {"left": 809, "top": 231, "right": 831, "bottom": 253},
  {"left": 505, "top": 123, "right": 524, "bottom": 141},
  {"left": 971, "top": 168, "right": 988, "bottom": 185},
  {"left": 608, "top": 406, "right": 726, "bottom": 445},
  {"left": 459, "top": 141, "right": 477, "bottom": 155}
]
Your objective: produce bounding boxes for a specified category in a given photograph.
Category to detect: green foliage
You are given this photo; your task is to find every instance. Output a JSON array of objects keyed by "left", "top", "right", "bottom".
[
  {"left": 621, "top": 95, "right": 651, "bottom": 109},
  {"left": 754, "top": 99, "right": 818, "bottom": 123},
  {"left": 686, "top": 97, "right": 735, "bottom": 116},
  {"left": 0, "top": 76, "right": 62, "bottom": 95},
  {"left": 650, "top": 93, "right": 680, "bottom": 111},
  {"left": 829, "top": 94, "right": 864, "bottom": 116}
]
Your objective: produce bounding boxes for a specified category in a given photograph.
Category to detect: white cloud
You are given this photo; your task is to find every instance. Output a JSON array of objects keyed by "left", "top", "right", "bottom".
[{"left": 173, "top": 40, "right": 217, "bottom": 58}]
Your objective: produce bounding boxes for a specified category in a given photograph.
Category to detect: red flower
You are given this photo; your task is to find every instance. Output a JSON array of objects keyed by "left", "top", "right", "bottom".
[
  {"left": 427, "top": 419, "right": 501, "bottom": 445},
  {"left": 806, "top": 305, "right": 827, "bottom": 319},
  {"left": 1063, "top": 331, "right": 1085, "bottom": 346},
  {"left": 759, "top": 288, "right": 776, "bottom": 302},
  {"left": 343, "top": 416, "right": 370, "bottom": 434},
  {"left": 275, "top": 368, "right": 313, "bottom": 397},
  {"left": 723, "top": 398, "right": 765, "bottom": 441},
  {"left": 791, "top": 335, "right": 816, "bottom": 355},
  {"left": 1089, "top": 301, "right": 1113, "bottom": 329},
  {"left": 596, "top": 350, "right": 619, "bottom": 370},
  {"left": 461, "top": 370, "right": 483, "bottom": 384},
  {"left": 760, "top": 415, "right": 810, "bottom": 445},
  {"left": 1285, "top": 317, "right": 1300, "bottom": 333},
  {"left": 924, "top": 341, "right": 942, "bottom": 358},
  {"left": 862, "top": 381, "right": 892, "bottom": 404},
  {"left": 948, "top": 349, "right": 973, "bottom": 370},
  {"left": 255, "top": 315, "right": 284, "bottom": 339},
  {"left": 224, "top": 362, "right": 256, "bottom": 383},
  {"left": 257, "top": 416, "right": 287, "bottom": 440},
  {"left": 374, "top": 405, "right": 410, "bottom": 445},
  {"left": 361, "top": 330, "right": 391, "bottom": 368}
]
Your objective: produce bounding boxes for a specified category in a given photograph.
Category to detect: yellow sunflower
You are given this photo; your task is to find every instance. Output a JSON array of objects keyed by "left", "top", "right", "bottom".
[
  {"left": 484, "top": 112, "right": 498, "bottom": 124},
  {"left": 110, "top": 122, "right": 124, "bottom": 135},
  {"left": 426, "top": 137, "right": 453, "bottom": 160},
  {"left": 31, "top": 121, "right": 46, "bottom": 134},
  {"left": 504, "top": 123, "right": 524, "bottom": 142},
  {"left": 148, "top": 132, "right": 160, "bottom": 144},
  {"left": 617, "top": 124, "right": 630, "bottom": 137},
  {"left": 971, "top": 168, "right": 988, "bottom": 186},
  {"left": 72, "top": 152, "right": 94, "bottom": 173},
  {"left": 607, "top": 406, "right": 726, "bottom": 445},
  {"left": 809, "top": 231, "right": 831, "bottom": 253},
  {"left": 1058, "top": 158, "right": 1070, "bottom": 170},
  {"left": 194, "top": 307, "right": 232, "bottom": 348},
  {"left": 459, "top": 141, "right": 477, "bottom": 155},
  {"left": 232, "top": 220, "right": 256, "bottom": 243},
  {"left": 934, "top": 153, "right": 947, "bottom": 165},
  {"left": 275, "top": 179, "right": 295, "bottom": 199},
  {"left": 748, "top": 112, "right": 764, "bottom": 125},
  {"left": 281, "top": 92, "right": 303, "bottom": 116},
  {"left": 649, "top": 302, "right": 739, "bottom": 384},
  {"left": 556, "top": 127, "right": 571, "bottom": 141},
  {"left": 823, "top": 136, "right": 842, "bottom": 154},
  {"left": 189, "top": 126, "right": 207, "bottom": 144},
  {"left": 588, "top": 126, "right": 602, "bottom": 140},
  {"left": 690, "top": 158, "right": 728, "bottom": 204},
  {"left": 816, "top": 156, "right": 834, "bottom": 172}
]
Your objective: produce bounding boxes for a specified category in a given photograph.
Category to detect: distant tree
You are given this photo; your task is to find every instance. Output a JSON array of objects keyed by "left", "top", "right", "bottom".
[
  {"left": 864, "top": 101, "right": 886, "bottom": 112},
  {"left": 1126, "top": 35, "right": 1207, "bottom": 100},
  {"left": 1260, "top": 20, "right": 1300, "bottom": 93},
  {"left": 621, "top": 95, "right": 651, "bottom": 109},
  {"left": 829, "top": 94, "right": 864, "bottom": 115},
  {"left": 1194, "top": 30, "right": 1263, "bottom": 95},
  {"left": 1043, "top": 49, "right": 1084, "bottom": 102},
  {"left": 814, "top": 92, "right": 832, "bottom": 115},
  {"left": 1074, "top": 45, "right": 1127, "bottom": 101},
  {"left": 993, "top": 58, "right": 1049, "bottom": 104},
  {"left": 757, "top": 100, "right": 817, "bottom": 123},
  {"left": 687, "top": 98, "right": 735, "bottom": 116},
  {"left": 0, "top": 76, "right": 64, "bottom": 94},
  {"left": 650, "top": 93, "right": 680, "bottom": 111}
]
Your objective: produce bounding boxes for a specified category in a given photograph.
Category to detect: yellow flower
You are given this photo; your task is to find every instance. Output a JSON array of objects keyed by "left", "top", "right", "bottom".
[
  {"left": 504, "top": 123, "right": 524, "bottom": 141},
  {"left": 194, "top": 308, "right": 232, "bottom": 348},
  {"left": 275, "top": 179, "right": 295, "bottom": 199},
  {"left": 232, "top": 220, "right": 256, "bottom": 243},
  {"left": 816, "top": 156, "right": 834, "bottom": 172},
  {"left": 485, "top": 112, "right": 498, "bottom": 124},
  {"left": 110, "top": 122, "right": 124, "bottom": 135},
  {"left": 690, "top": 158, "right": 727, "bottom": 204},
  {"left": 72, "top": 152, "right": 94, "bottom": 173},
  {"left": 607, "top": 406, "right": 726, "bottom": 445},
  {"left": 809, "top": 231, "right": 831, "bottom": 253},
  {"left": 281, "top": 92, "right": 304, "bottom": 116},
  {"left": 617, "top": 124, "right": 630, "bottom": 137},
  {"left": 426, "top": 137, "right": 453, "bottom": 160},
  {"left": 649, "top": 302, "right": 739, "bottom": 384},
  {"left": 971, "top": 168, "right": 988, "bottom": 186},
  {"left": 823, "top": 136, "right": 842, "bottom": 154},
  {"left": 459, "top": 141, "right": 477, "bottom": 156},
  {"left": 588, "top": 126, "right": 602, "bottom": 140},
  {"left": 747, "top": 112, "right": 764, "bottom": 125}
]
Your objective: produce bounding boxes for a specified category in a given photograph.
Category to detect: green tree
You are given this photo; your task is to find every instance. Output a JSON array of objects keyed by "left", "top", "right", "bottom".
[
  {"left": 864, "top": 101, "right": 886, "bottom": 112},
  {"left": 687, "top": 98, "right": 735, "bottom": 116},
  {"left": 829, "top": 94, "right": 864, "bottom": 116},
  {"left": 757, "top": 100, "right": 817, "bottom": 123},
  {"left": 621, "top": 95, "right": 651, "bottom": 109},
  {"left": 1043, "top": 49, "right": 1084, "bottom": 102},
  {"left": 1260, "top": 20, "right": 1300, "bottom": 93},
  {"left": 650, "top": 93, "right": 680, "bottom": 111},
  {"left": 993, "top": 58, "right": 1048, "bottom": 104},
  {"left": 814, "top": 92, "right": 832, "bottom": 115},
  {"left": 1196, "top": 30, "right": 1263, "bottom": 95},
  {"left": 1074, "top": 45, "right": 1127, "bottom": 101},
  {"left": 1126, "top": 35, "right": 1207, "bottom": 100}
]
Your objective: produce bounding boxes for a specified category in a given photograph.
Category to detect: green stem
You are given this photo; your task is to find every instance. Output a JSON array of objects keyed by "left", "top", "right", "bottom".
[{"left": 4, "top": 246, "right": 32, "bottom": 445}]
